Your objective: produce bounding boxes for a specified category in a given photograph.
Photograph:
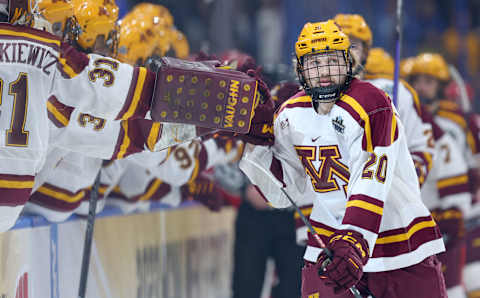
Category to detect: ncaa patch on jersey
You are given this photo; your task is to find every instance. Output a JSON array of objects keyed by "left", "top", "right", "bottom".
[{"left": 332, "top": 116, "right": 345, "bottom": 134}]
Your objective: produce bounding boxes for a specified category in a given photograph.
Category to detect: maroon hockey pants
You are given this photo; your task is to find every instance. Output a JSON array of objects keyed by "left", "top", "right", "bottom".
[{"left": 301, "top": 255, "right": 447, "bottom": 298}]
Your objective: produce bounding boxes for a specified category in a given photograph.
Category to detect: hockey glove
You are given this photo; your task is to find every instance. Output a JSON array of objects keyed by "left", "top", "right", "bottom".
[
  {"left": 318, "top": 229, "right": 369, "bottom": 294},
  {"left": 235, "top": 69, "right": 275, "bottom": 146},
  {"left": 181, "top": 174, "right": 224, "bottom": 212}
]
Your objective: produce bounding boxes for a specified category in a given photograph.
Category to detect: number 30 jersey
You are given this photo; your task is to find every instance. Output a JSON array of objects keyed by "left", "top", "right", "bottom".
[{"left": 240, "top": 78, "right": 445, "bottom": 272}]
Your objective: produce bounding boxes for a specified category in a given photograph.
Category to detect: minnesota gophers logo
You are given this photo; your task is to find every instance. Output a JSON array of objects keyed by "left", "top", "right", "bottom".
[{"left": 332, "top": 116, "right": 345, "bottom": 134}]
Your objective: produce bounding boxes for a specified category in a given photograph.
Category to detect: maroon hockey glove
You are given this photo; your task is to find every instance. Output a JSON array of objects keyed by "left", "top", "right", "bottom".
[
  {"left": 318, "top": 229, "right": 369, "bottom": 294},
  {"left": 234, "top": 69, "right": 275, "bottom": 146},
  {"left": 181, "top": 174, "right": 224, "bottom": 212},
  {"left": 431, "top": 207, "right": 465, "bottom": 248},
  {"left": 150, "top": 57, "right": 259, "bottom": 133}
]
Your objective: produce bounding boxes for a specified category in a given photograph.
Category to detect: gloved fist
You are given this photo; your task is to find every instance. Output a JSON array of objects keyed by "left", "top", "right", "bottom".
[
  {"left": 318, "top": 229, "right": 369, "bottom": 294},
  {"left": 235, "top": 70, "right": 274, "bottom": 145},
  {"left": 181, "top": 174, "right": 224, "bottom": 212},
  {"left": 236, "top": 98, "right": 275, "bottom": 146},
  {"left": 431, "top": 207, "right": 465, "bottom": 248}
]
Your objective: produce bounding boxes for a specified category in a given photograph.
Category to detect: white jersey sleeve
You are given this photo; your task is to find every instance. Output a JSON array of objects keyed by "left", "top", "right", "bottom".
[
  {"left": 47, "top": 97, "right": 163, "bottom": 160},
  {"left": 240, "top": 111, "right": 313, "bottom": 209},
  {"left": 421, "top": 132, "right": 471, "bottom": 215},
  {"left": 130, "top": 137, "right": 244, "bottom": 187},
  {"left": 52, "top": 50, "right": 155, "bottom": 120}
]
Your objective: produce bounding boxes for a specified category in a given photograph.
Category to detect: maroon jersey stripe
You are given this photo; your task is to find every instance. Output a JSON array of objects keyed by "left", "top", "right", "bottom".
[{"left": 116, "top": 67, "right": 140, "bottom": 120}]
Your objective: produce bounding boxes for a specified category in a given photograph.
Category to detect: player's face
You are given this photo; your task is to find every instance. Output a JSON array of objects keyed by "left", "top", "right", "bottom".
[
  {"left": 411, "top": 74, "right": 440, "bottom": 101},
  {"left": 349, "top": 37, "right": 367, "bottom": 74},
  {"left": 302, "top": 51, "right": 348, "bottom": 88}
]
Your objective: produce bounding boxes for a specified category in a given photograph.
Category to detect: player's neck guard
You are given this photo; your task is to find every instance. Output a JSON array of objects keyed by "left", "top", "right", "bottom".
[{"left": 296, "top": 50, "right": 353, "bottom": 106}]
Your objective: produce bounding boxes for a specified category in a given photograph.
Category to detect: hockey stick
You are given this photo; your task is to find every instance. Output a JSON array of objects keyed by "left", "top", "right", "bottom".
[
  {"left": 78, "top": 171, "right": 101, "bottom": 298},
  {"left": 392, "top": 0, "right": 403, "bottom": 107},
  {"left": 279, "top": 188, "right": 365, "bottom": 298},
  {"left": 448, "top": 64, "right": 471, "bottom": 114}
]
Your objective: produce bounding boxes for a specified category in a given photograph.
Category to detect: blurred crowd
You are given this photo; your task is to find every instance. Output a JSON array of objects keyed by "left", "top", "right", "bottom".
[{"left": 125, "top": 0, "right": 480, "bottom": 111}]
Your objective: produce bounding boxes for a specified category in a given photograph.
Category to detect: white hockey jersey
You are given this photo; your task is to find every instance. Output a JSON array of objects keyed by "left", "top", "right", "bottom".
[
  {"left": 240, "top": 79, "right": 445, "bottom": 272},
  {"left": 25, "top": 150, "right": 102, "bottom": 222},
  {"left": 0, "top": 24, "right": 155, "bottom": 231},
  {"left": 366, "top": 78, "right": 434, "bottom": 185},
  {"left": 108, "top": 137, "right": 244, "bottom": 213},
  {"left": 420, "top": 116, "right": 471, "bottom": 214}
]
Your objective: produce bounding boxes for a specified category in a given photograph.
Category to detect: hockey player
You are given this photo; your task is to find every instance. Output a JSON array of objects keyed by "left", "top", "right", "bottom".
[
  {"left": 25, "top": 0, "right": 170, "bottom": 221},
  {"left": 365, "top": 47, "right": 471, "bottom": 298},
  {"left": 419, "top": 106, "right": 471, "bottom": 298},
  {"left": 240, "top": 20, "right": 447, "bottom": 297},
  {"left": 20, "top": 0, "right": 262, "bottom": 225},
  {"left": 0, "top": 0, "right": 263, "bottom": 231},
  {"left": 107, "top": 135, "right": 244, "bottom": 214},
  {"left": 334, "top": 15, "right": 435, "bottom": 187},
  {"left": 410, "top": 54, "right": 480, "bottom": 298},
  {"left": 293, "top": 15, "right": 436, "bottom": 269}
]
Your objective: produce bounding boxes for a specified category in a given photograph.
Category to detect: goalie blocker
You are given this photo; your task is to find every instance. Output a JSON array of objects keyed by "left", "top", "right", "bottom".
[{"left": 150, "top": 57, "right": 259, "bottom": 134}]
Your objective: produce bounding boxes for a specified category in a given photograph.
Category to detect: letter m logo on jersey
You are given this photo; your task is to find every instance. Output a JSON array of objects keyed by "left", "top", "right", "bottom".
[{"left": 295, "top": 145, "right": 350, "bottom": 193}]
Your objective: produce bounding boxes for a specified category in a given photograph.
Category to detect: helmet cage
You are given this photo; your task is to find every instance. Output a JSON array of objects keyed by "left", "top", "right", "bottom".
[{"left": 296, "top": 48, "right": 353, "bottom": 105}]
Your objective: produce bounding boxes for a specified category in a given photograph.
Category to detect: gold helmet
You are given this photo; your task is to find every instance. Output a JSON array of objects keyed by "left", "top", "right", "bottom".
[
  {"left": 120, "top": 3, "right": 175, "bottom": 58},
  {"left": 152, "top": 27, "right": 172, "bottom": 57},
  {"left": 36, "top": 0, "right": 74, "bottom": 36},
  {"left": 400, "top": 57, "right": 415, "bottom": 79},
  {"left": 117, "top": 16, "right": 158, "bottom": 65},
  {"left": 410, "top": 53, "right": 450, "bottom": 81},
  {"left": 169, "top": 28, "right": 189, "bottom": 59},
  {"left": 73, "top": 0, "right": 119, "bottom": 55},
  {"left": 295, "top": 20, "right": 350, "bottom": 61},
  {"left": 295, "top": 20, "right": 352, "bottom": 103},
  {"left": 334, "top": 14, "right": 372, "bottom": 46},
  {"left": 129, "top": 3, "right": 173, "bottom": 28},
  {"left": 364, "top": 48, "right": 394, "bottom": 79},
  {"left": 103, "top": 0, "right": 119, "bottom": 19}
]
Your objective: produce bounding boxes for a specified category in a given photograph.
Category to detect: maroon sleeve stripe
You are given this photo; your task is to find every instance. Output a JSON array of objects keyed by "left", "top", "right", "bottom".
[
  {"left": 438, "top": 183, "right": 470, "bottom": 198},
  {"left": 135, "top": 69, "right": 155, "bottom": 119},
  {"left": 112, "top": 119, "right": 150, "bottom": 160},
  {"left": 378, "top": 215, "right": 433, "bottom": 238},
  {"left": 59, "top": 42, "right": 89, "bottom": 75},
  {"left": 110, "top": 121, "right": 127, "bottom": 160},
  {"left": 371, "top": 215, "right": 442, "bottom": 258},
  {"left": 270, "top": 155, "right": 286, "bottom": 187},
  {"left": 342, "top": 194, "right": 384, "bottom": 233},
  {"left": 306, "top": 220, "right": 335, "bottom": 248},
  {"left": 0, "top": 174, "right": 35, "bottom": 206},
  {"left": 29, "top": 183, "right": 84, "bottom": 212},
  {"left": 343, "top": 206, "right": 382, "bottom": 234},
  {"left": 372, "top": 225, "right": 441, "bottom": 258},
  {"left": 116, "top": 67, "right": 140, "bottom": 120},
  {"left": 149, "top": 180, "right": 172, "bottom": 201},
  {"left": 347, "top": 194, "right": 384, "bottom": 207},
  {"left": 47, "top": 95, "right": 74, "bottom": 127},
  {"left": 115, "top": 68, "right": 155, "bottom": 120}
]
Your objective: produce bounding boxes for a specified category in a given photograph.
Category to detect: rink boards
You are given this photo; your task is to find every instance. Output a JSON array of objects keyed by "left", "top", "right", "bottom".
[{"left": 0, "top": 205, "right": 235, "bottom": 298}]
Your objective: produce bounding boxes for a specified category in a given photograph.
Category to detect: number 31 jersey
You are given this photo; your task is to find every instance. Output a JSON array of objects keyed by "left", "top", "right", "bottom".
[{"left": 240, "top": 78, "right": 445, "bottom": 272}]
